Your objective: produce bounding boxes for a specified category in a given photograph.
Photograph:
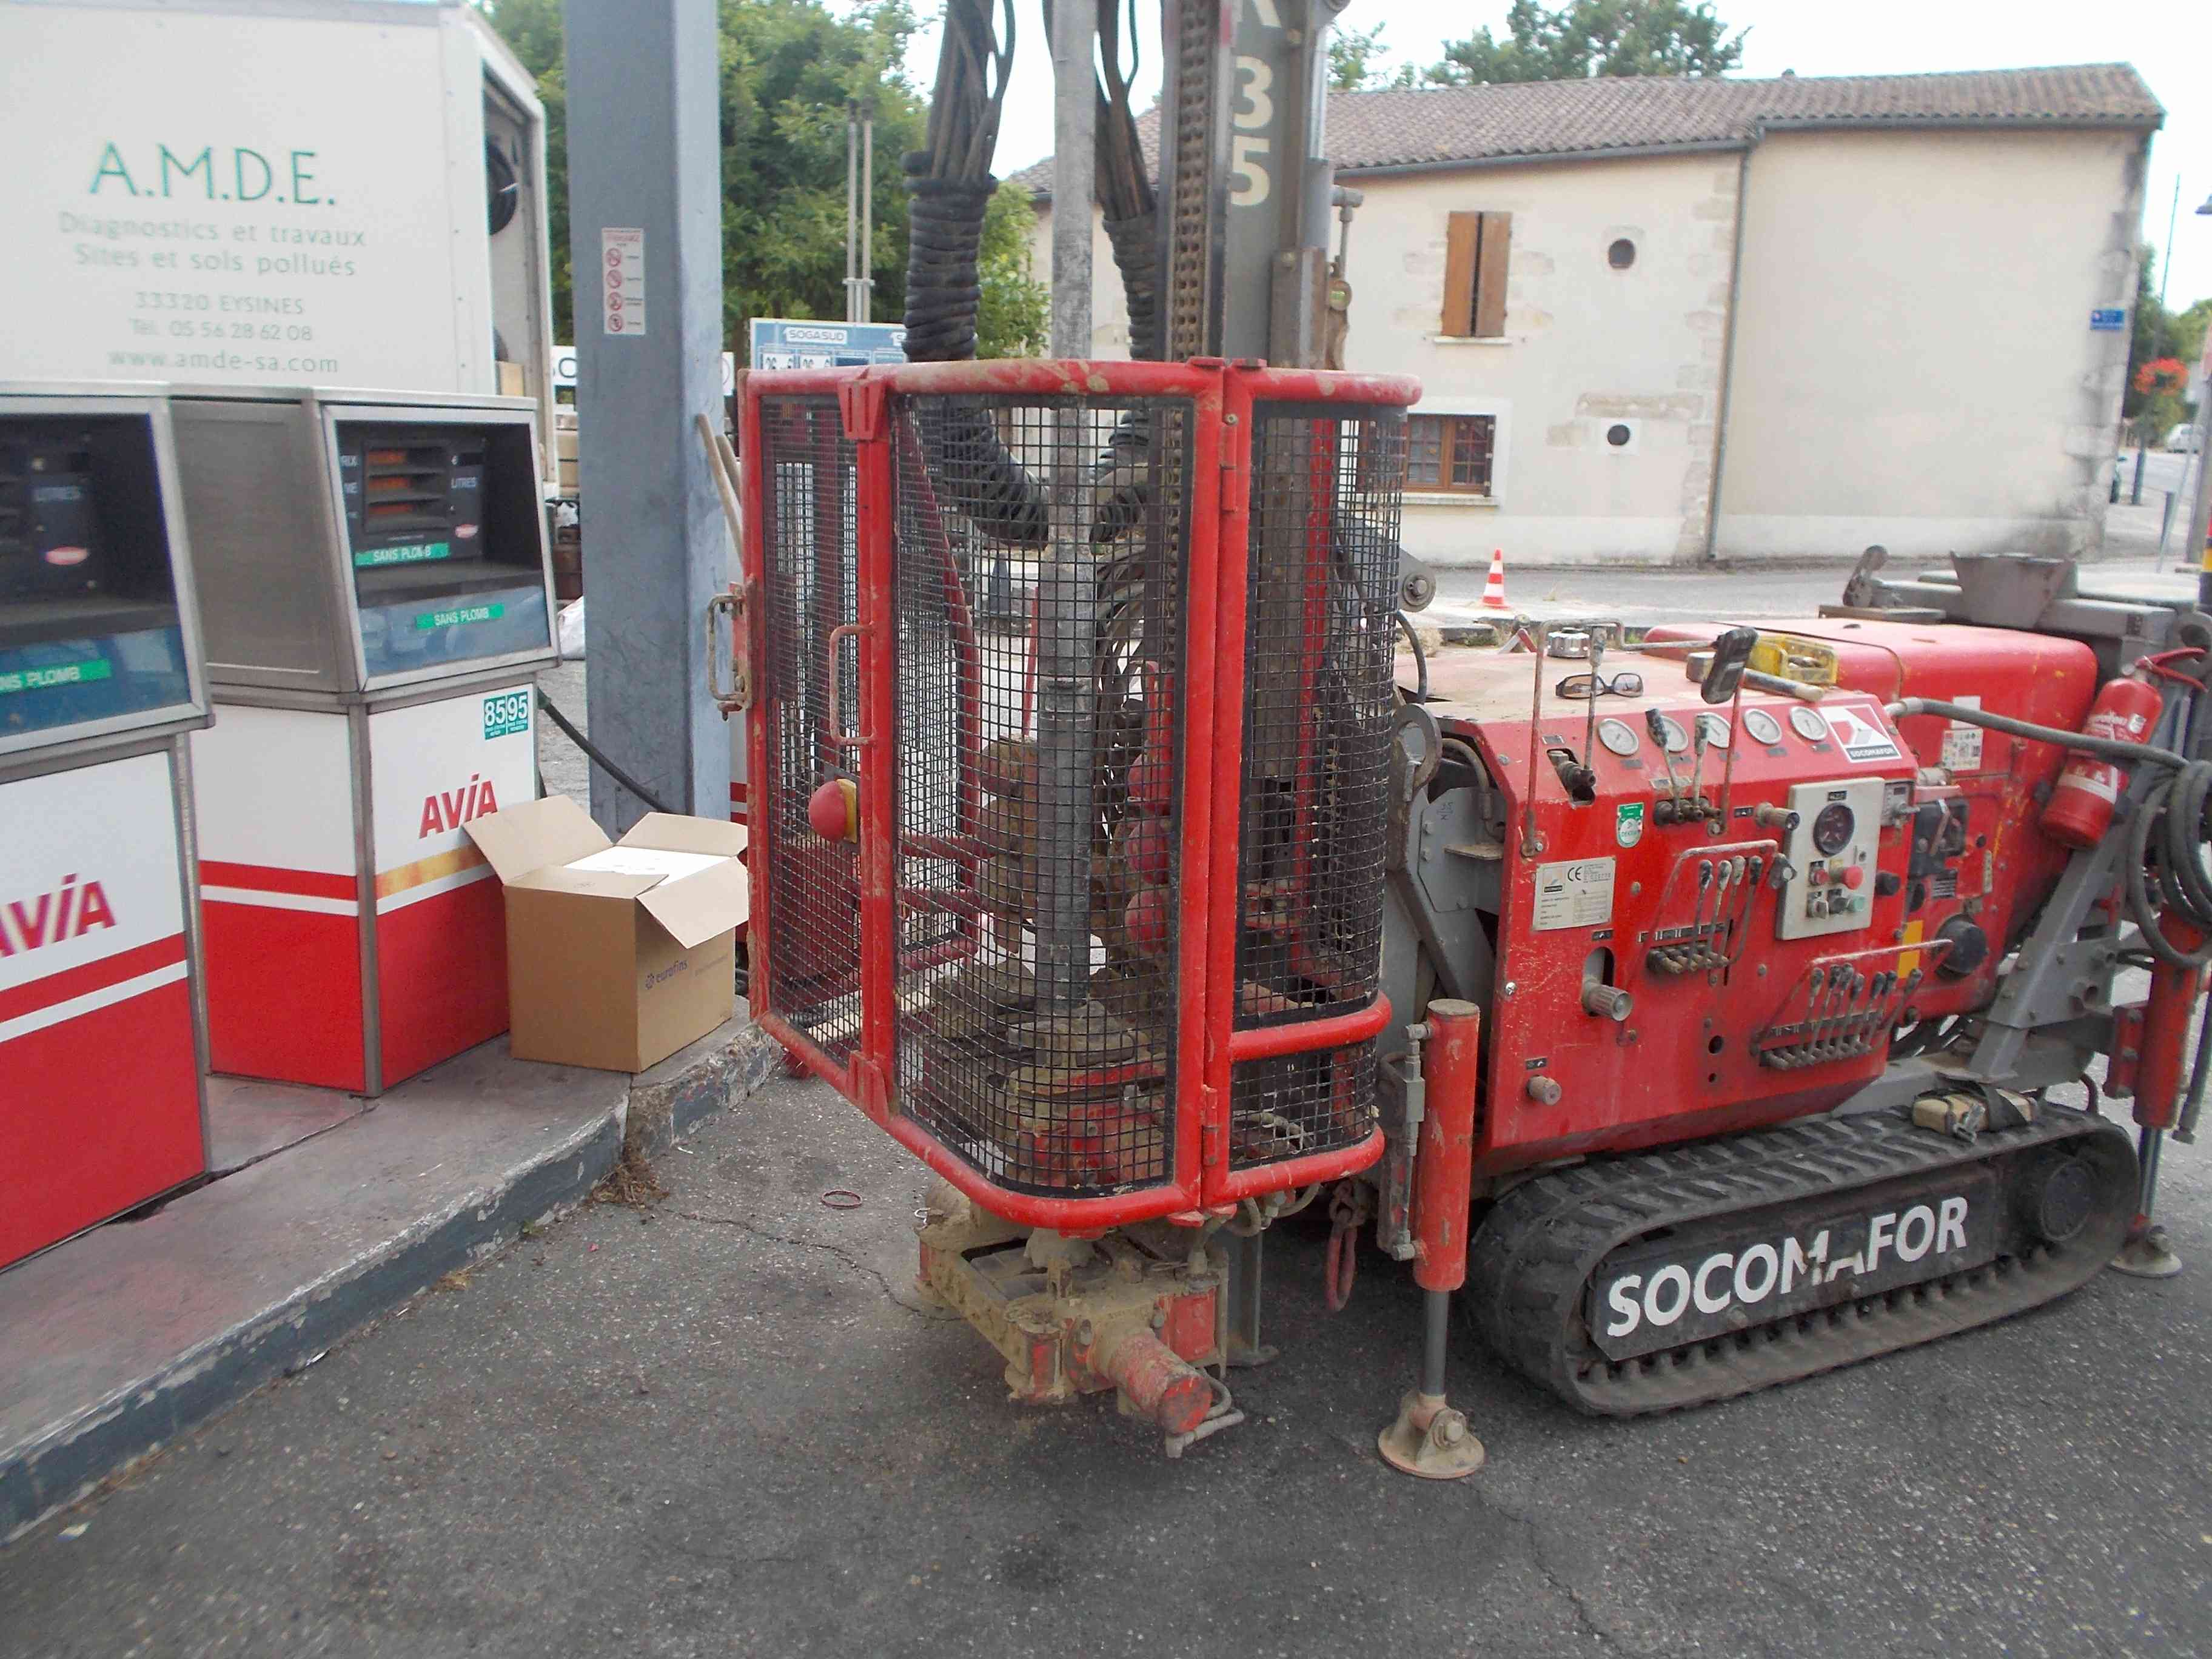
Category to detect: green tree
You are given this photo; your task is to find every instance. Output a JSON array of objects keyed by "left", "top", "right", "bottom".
[
  {"left": 1428, "top": 0, "right": 1746, "bottom": 86},
  {"left": 1329, "top": 22, "right": 1417, "bottom": 91},
  {"left": 2123, "top": 252, "right": 2208, "bottom": 449},
  {"left": 490, "top": 0, "right": 1054, "bottom": 361},
  {"left": 975, "top": 181, "right": 1047, "bottom": 358}
]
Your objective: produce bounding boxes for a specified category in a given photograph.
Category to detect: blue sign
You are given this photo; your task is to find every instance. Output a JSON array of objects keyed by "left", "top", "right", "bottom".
[
  {"left": 2090, "top": 308, "right": 2128, "bottom": 332},
  {"left": 748, "top": 318, "right": 907, "bottom": 370}
]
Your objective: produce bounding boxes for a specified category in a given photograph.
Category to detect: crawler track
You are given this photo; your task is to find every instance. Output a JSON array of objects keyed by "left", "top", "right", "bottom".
[{"left": 1465, "top": 1107, "right": 2136, "bottom": 1415}]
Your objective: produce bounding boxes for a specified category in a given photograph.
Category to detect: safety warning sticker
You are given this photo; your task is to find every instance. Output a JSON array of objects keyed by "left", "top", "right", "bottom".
[
  {"left": 1939, "top": 694, "right": 1985, "bottom": 772},
  {"left": 1823, "top": 707, "right": 1903, "bottom": 764},
  {"left": 1532, "top": 857, "right": 1615, "bottom": 931}
]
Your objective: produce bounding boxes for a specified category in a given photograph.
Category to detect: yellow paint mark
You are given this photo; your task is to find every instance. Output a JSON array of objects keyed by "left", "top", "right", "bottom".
[
  {"left": 375, "top": 843, "right": 487, "bottom": 899},
  {"left": 1898, "top": 918, "right": 1924, "bottom": 977}
]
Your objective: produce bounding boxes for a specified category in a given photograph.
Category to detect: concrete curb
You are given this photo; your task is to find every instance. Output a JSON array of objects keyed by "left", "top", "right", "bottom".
[
  {"left": 0, "top": 1106, "right": 628, "bottom": 1543},
  {"left": 1, "top": 1021, "right": 781, "bottom": 1545}
]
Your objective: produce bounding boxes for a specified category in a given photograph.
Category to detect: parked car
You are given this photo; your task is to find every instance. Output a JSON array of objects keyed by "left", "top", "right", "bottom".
[{"left": 2171, "top": 428, "right": 2204, "bottom": 455}]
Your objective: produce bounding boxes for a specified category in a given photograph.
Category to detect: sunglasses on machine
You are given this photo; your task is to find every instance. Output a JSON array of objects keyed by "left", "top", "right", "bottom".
[{"left": 1555, "top": 671, "right": 1644, "bottom": 700}]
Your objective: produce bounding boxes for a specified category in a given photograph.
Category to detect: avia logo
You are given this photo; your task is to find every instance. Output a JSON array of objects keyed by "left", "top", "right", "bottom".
[
  {"left": 419, "top": 775, "right": 500, "bottom": 839},
  {"left": 0, "top": 874, "right": 118, "bottom": 957}
]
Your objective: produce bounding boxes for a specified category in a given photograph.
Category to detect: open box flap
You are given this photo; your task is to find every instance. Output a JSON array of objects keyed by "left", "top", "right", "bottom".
[
  {"left": 465, "top": 794, "right": 612, "bottom": 883},
  {"left": 618, "top": 812, "right": 750, "bottom": 859},
  {"left": 635, "top": 855, "right": 751, "bottom": 949}
]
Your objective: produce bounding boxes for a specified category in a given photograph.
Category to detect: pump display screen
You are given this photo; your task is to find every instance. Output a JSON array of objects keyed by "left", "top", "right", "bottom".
[
  {"left": 338, "top": 420, "right": 549, "bottom": 679},
  {"left": 0, "top": 415, "right": 191, "bottom": 743}
]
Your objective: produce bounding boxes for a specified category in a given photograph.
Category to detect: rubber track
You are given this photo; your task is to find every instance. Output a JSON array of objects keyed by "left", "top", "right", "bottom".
[{"left": 1464, "top": 1108, "right": 2137, "bottom": 1415}]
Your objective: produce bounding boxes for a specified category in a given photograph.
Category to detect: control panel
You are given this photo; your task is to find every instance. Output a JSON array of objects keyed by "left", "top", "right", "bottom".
[{"left": 1775, "top": 777, "right": 1883, "bottom": 940}]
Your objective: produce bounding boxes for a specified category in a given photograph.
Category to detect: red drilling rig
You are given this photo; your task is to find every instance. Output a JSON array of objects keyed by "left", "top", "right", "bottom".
[{"left": 716, "top": 2, "right": 2208, "bottom": 1475}]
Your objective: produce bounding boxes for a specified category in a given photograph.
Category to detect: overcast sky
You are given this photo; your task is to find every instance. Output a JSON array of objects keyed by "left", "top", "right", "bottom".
[{"left": 880, "top": 0, "right": 2212, "bottom": 316}]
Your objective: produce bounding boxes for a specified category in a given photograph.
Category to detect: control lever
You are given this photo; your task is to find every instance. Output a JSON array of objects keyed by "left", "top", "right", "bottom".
[
  {"left": 1646, "top": 708, "right": 1685, "bottom": 820},
  {"left": 1685, "top": 720, "right": 1711, "bottom": 822},
  {"left": 1705, "top": 859, "right": 1734, "bottom": 962},
  {"left": 1582, "top": 635, "right": 1605, "bottom": 777}
]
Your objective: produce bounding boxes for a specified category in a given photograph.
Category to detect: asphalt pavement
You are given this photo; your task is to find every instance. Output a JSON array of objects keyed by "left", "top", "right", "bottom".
[
  {"left": 17, "top": 554, "right": 2212, "bottom": 1658},
  {"left": 5, "top": 1062, "right": 2211, "bottom": 1658}
]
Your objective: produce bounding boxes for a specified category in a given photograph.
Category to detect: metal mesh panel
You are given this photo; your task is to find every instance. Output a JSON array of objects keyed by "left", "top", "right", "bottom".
[
  {"left": 1233, "top": 405, "right": 1401, "bottom": 1026},
  {"left": 1226, "top": 404, "right": 1401, "bottom": 1171},
  {"left": 1228, "top": 1044, "right": 1379, "bottom": 1169},
  {"left": 756, "top": 397, "right": 864, "bottom": 1063},
  {"left": 890, "top": 393, "right": 1191, "bottom": 1196}
]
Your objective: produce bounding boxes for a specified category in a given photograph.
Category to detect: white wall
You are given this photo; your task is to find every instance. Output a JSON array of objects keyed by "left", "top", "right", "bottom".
[
  {"left": 1341, "top": 156, "right": 1737, "bottom": 568},
  {"left": 1031, "top": 154, "right": 1738, "bottom": 569},
  {"left": 1028, "top": 124, "right": 2145, "bottom": 569},
  {"left": 1715, "top": 128, "right": 2143, "bottom": 563}
]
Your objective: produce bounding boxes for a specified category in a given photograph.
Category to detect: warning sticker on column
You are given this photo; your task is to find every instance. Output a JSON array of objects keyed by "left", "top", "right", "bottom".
[
  {"left": 602, "top": 228, "right": 646, "bottom": 337},
  {"left": 1823, "top": 706, "right": 1904, "bottom": 763},
  {"left": 1939, "top": 694, "right": 1985, "bottom": 771},
  {"left": 1532, "top": 857, "right": 1615, "bottom": 931}
]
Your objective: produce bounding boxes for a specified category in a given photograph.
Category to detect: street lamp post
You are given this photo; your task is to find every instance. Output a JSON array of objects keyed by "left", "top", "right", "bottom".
[{"left": 2190, "top": 193, "right": 2212, "bottom": 609}]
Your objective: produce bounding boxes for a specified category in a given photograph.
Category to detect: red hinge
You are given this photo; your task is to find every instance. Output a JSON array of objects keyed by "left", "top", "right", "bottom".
[{"left": 838, "top": 372, "right": 888, "bottom": 442}]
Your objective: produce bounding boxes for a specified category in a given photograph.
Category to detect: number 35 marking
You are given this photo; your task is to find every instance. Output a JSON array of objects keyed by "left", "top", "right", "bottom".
[{"left": 1232, "top": 56, "right": 1273, "bottom": 206}]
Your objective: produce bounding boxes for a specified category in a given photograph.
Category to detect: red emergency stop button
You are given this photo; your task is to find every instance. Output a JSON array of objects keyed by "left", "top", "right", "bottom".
[{"left": 1841, "top": 864, "right": 1866, "bottom": 890}]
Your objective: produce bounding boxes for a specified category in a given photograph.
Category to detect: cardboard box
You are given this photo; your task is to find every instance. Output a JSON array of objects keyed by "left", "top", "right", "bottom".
[
  {"left": 465, "top": 796, "right": 748, "bottom": 1073},
  {"left": 495, "top": 359, "right": 528, "bottom": 397}
]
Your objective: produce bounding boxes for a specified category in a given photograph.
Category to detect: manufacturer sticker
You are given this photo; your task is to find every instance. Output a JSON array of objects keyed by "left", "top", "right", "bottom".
[
  {"left": 1823, "top": 707, "right": 1903, "bottom": 764},
  {"left": 1939, "top": 694, "right": 1984, "bottom": 772},
  {"left": 1615, "top": 801, "right": 1646, "bottom": 848},
  {"left": 481, "top": 689, "right": 532, "bottom": 740},
  {"left": 1532, "top": 857, "right": 1615, "bottom": 931}
]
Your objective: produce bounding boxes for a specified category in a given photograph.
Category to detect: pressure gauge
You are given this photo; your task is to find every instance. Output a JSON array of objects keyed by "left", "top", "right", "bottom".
[
  {"left": 1597, "top": 717, "right": 1641, "bottom": 757},
  {"left": 1654, "top": 716, "right": 1689, "bottom": 754},
  {"left": 1789, "top": 705, "right": 1829, "bottom": 742},
  {"left": 1694, "top": 712, "right": 1731, "bottom": 750},
  {"left": 1811, "top": 801, "right": 1857, "bottom": 856},
  {"left": 1742, "top": 708, "right": 1783, "bottom": 746}
]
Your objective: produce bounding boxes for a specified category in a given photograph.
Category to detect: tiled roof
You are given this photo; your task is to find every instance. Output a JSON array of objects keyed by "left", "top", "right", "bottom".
[{"left": 1010, "top": 63, "right": 2161, "bottom": 195}]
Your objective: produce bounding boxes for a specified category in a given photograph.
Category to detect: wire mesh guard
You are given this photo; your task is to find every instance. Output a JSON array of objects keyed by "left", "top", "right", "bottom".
[
  {"left": 756, "top": 397, "right": 865, "bottom": 1064},
  {"left": 891, "top": 394, "right": 1190, "bottom": 1196},
  {"left": 1228, "top": 406, "right": 1404, "bottom": 1168}
]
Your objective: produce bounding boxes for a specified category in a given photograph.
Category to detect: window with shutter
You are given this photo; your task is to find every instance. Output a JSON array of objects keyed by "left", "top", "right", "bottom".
[{"left": 1441, "top": 211, "right": 1512, "bottom": 339}]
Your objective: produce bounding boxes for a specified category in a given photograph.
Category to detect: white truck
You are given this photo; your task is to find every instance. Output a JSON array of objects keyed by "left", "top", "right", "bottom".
[{"left": 0, "top": 0, "right": 558, "bottom": 477}]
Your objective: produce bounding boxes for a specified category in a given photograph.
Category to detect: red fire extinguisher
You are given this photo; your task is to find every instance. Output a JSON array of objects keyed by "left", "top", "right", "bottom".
[{"left": 2042, "top": 672, "right": 2163, "bottom": 849}]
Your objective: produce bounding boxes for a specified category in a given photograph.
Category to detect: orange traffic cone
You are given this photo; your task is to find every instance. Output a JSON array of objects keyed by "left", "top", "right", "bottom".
[{"left": 1480, "top": 546, "right": 1509, "bottom": 610}]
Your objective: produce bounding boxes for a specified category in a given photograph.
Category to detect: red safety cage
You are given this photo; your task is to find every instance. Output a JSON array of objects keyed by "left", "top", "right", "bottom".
[{"left": 739, "top": 358, "right": 1418, "bottom": 1229}]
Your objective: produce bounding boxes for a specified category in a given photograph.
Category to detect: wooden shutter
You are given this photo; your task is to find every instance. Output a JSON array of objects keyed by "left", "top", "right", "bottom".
[
  {"left": 1473, "top": 212, "right": 1511, "bottom": 338},
  {"left": 1443, "top": 212, "right": 1480, "bottom": 338}
]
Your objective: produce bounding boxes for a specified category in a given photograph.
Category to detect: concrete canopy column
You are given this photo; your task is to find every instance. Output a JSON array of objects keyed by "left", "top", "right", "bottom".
[{"left": 564, "top": 0, "right": 729, "bottom": 827}]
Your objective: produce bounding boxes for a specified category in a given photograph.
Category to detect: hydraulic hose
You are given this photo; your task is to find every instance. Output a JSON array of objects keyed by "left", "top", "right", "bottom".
[
  {"left": 1396, "top": 610, "right": 1429, "bottom": 702},
  {"left": 1894, "top": 695, "right": 2212, "bottom": 969},
  {"left": 1886, "top": 698, "right": 2188, "bottom": 771},
  {"left": 535, "top": 689, "right": 673, "bottom": 816},
  {"left": 2125, "top": 759, "right": 2212, "bottom": 969}
]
